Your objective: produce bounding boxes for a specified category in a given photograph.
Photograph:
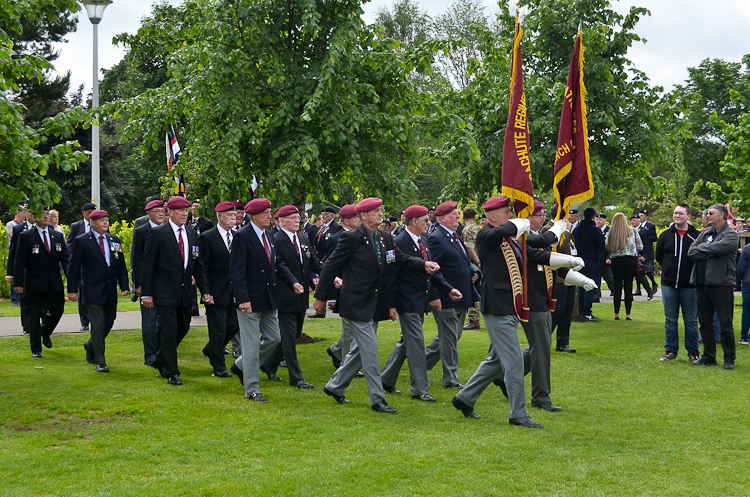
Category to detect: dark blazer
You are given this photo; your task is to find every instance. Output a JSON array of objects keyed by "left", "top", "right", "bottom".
[
  {"left": 130, "top": 222, "right": 154, "bottom": 289},
  {"left": 313, "top": 220, "right": 343, "bottom": 261},
  {"left": 6, "top": 221, "right": 30, "bottom": 277},
  {"left": 572, "top": 219, "right": 605, "bottom": 266},
  {"left": 526, "top": 230, "right": 566, "bottom": 311},
  {"left": 323, "top": 229, "right": 346, "bottom": 302},
  {"left": 274, "top": 230, "right": 322, "bottom": 313},
  {"left": 200, "top": 226, "right": 234, "bottom": 308},
  {"left": 230, "top": 223, "right": 298, "bottom": 312},
  {"left": 390, "top": 231, "right": 451, "bottom": 314},
  {"left": 637, "top": 221, "right": 658, "bottom": 261},
  {"left": 303, "top": 222, "right": 317, "bottom": 240},
  {"left": 140, "top": 222, "right": 209, "bottom": 308},
  {"left": 134, "top": 215, "right": 149, "bottom": 228},
  {"left": 68, "top": 219, "right": 88, "bottom": 240},
  {"left": 599, "top": 226, "right": 610, "bottom": 266},
  {"left": 190, "top": 215, "right": 214, "bottom": 236},
  {"left": 427, "top": 225, "right": 479, "bottom": 309},
  {"left": 13, "top": 227, "right": 69, "bottom": 293},
  {"left": 477, "top": 221, "right": 551, "bottom": 316},
  {"left": 314, "top": 224, "right": 425, "bottom": 322},
  {"left": 67, "top": 232, "right": 129, "bottom": 305}
]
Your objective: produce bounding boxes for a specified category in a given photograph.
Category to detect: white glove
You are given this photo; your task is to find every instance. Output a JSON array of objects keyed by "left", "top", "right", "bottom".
[
  {"left": 508, "top": 218, "right": 530, "bottom": 240},
  {"left": 548, "top": 219, "right": 567, "bottom": 244},
  {"left": 548, "top": 253, "right": 585, "bottom": 271},
  {"left": 564, "top": 270, "right": 598, "bottom": 291}
]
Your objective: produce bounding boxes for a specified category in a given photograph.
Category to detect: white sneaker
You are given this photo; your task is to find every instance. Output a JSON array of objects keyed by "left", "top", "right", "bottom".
[{"left": 739, "top": 339, "right": 749, "bottom": 345}]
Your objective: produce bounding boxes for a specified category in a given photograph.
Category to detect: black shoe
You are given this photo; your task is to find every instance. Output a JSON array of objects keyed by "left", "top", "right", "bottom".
[
  {"left": 32, "top": 352, "right": 42, "bottom": 358},
  {"left": 260, "top": 366, "right": 282, "bottom": 382},
  {"left": 355, "top": 371, "right": 365, "bottom": 378},
  {"left": 214, "top": 369, "right": 232, "bottom": 378},
  {"left": 159, "top": 367, "right": 170, "bottom": 378},
  {"left": 43, "top": 335, "right": 52, "bottom": 349},
  {"left": 462, "top": 320, "right": 480, "bottom": 330},
  {"left": 383, "top": 384, "right": 401, "bottom": 395},
  {"left": 632, "top": 291, "right": 642, "bottom": 297},
  {"left": 691, "top": 358, "right": 719, "bottom": 366},
  {"left": 95, "top": 364, "right": 110, "bottom": 373},
  {"left": 444, "top": 383, "right": 464, "bottom": 389},
  {"left": 323, "top": 387, "right": 349, "bottom": 404},
  {"left": 230, "top": 364, "right": 244, "bottom": 386},
  {"left": 23, "top": 329, "right": 29, "bottom": 335},
  {"left": 279, "top": 360, "right": 288, "bottom": 368},
  {"left": 532, "top": 401, "right": 563, "bottom": 412},
  {"left": 308, "top": 313, "right": 326, "bottom": 319},
  {"left": 232, "top": 351, "right": 241, "bottom": 359},
  {"left": 412, "top": 394, "right": 437, "bottom": 402},
  {"left": 555, "top": 345, "right": 577, "bottom": 353},
  {"left": 492, "top": 378, "right": 509, "bottom": 398},
  {"left": 371, "top": 401, "right": 398, "bottom": 413},
  {"left": 326, "top": 347, "right": 342, "bottom": 369},
  {"left": 83, "top": 341, "right": 95, "bottom": 364},
  {"left": 167, "top": 375, "right": 182, "bottom": 386},
  {"left": 452, "top": 397, "right": 480, "bottom": 419},
  {"left": 292, "top": 379, "right": 314, "bottom": 389},
  {"left": 509, "top": 416, "right": 543, "bottom": 428},
  {"left": 223, "top": 349, "right": 230, "bottom": 355},
  {"left": 248, "top": 392, "right": 269, "bottom": 403},
  {"left": 724, "top": 360, "right": 735, "bottom": 370},
  {"left": 80, "top": 325, "right": 89, "bottom": 331},
  {"left": 647, "top": 290, "right": 654, "bottom": 301},
  {"left": 201, "top": 347, "right": 209, "bottom": 358},
  {"left": 191, "top": 310, "right": 200, "bottom": 317}
]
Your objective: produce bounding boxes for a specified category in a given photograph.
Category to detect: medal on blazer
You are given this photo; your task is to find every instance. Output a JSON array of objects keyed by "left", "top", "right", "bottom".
[
  {"left": 55, "top": 243, "right": 62, "bottom": 252},
  {"left": 192, "top": 245, "right": 200, "bottom": 259},
  {"left": 32, "top": 245, "right": 40, "bottom": 254},
  {"left": 385, "top": 249, "right": 396, "bottom": 264},
  {"left": 111, "top": 242, "right": 122, "bottom": 259}
]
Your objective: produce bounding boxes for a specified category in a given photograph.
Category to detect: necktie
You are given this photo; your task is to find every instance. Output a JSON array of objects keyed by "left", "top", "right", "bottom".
[
  {"left": 293, "top": 234, "right": 301, "bottom": 261},
  {"left": 373, "top": 233, "right": 382, "bottom": 268},
  {"left": 226, "top": 231, "right": 232, "bottom": 253},
  {"left": 262, "top": 232, "right": 272, "bottom": 266},
  {"left": 99, "top": 234, "right": 105, "bottom": 258},
  {"left": 418, "top": 238, "right": 429, "bottom": 260},
  {"left": 178, "top": 227, "right": 185, "bottom": 264},
  {"left": 43, "top": 230, "right": 50, "bottom": 253},
  {"left": 453, "top": 232, "right": 468, "bottom": 260}
]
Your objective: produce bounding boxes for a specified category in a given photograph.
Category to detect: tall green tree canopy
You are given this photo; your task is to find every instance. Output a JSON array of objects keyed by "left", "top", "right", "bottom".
[{"left": 111, "top": 0, "right": 477, "bottom": 210}]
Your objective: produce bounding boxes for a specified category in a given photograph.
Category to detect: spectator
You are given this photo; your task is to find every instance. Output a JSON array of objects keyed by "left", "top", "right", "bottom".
[
  {"left": 635, "top": 209, "right": 659, "bottom": 297},
  {"left": 572, "top": 207, "right": 605, "bottom": 320},
  {"left": 479, "top": 214, "right": 488, "bottom": 228},
  {"left": 688, "top": 203, "right": 739, "bottom": 369},
  {"left": 48, "top": 209, "right": 66, "bottom": 242},
  {"left": 595, "top": 213, "right": 615, "bottom": 298},
  {"left": 736, "top": 238, "right": 750, "bottom": 345},
  {"left": 654, "top": 204, "right": 700, "bottom": 363},
  {"left": 605, "top": 213, "right": 643, "bottom": 321},
  {"left": 630, "top": 214, "right": 653, "bottom": 299}
]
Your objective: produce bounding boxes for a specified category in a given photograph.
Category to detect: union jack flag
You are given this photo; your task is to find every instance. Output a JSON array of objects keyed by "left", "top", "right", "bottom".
[{"left": 166, "top": 124, "right": 186, "bottom": 197}]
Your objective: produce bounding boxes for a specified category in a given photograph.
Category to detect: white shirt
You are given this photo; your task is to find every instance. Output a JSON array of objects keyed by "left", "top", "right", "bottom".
[
  {"left": 82, "top": 219, "right": 91, "bottom": 233},
  {"left": 148, "top": 220, "right": 159, "bottom": 228},
  {"left": 250, "top": 221, "right": 267, "bottom": 246},
  {"left": 439, "top": 223, "right": 467, "bottom": 257},
  {"left": 281, "top": 227, "right": 302, "bottom": 262},
  {"left": 406, "top": 228, "right": 422, "bottom": 249},
  {"left": 169, "top": 219, "right": 189, "bottom": 269},
  {"left": 218, "top": 224, "right": 233, "bottom": 252},
  {"left": 35, "top": 224, "right": 51, "bottom": 247},
  {"left": 93, "top": 230, "right": 110, "bottom": 266}
]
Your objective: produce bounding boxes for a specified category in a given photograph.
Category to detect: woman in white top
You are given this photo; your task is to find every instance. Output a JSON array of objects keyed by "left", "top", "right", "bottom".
[
  {"left": 48, "top": 209, "right": 67, "bottom": 242},
  {"left": 605, "top": 212, "right": 643, "bottom": 321}
]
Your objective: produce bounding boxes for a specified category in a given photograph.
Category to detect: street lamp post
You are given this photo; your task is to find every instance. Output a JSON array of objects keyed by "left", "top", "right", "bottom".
[{"left": 81, "top": 0, "right": 112, "bottom": 209}]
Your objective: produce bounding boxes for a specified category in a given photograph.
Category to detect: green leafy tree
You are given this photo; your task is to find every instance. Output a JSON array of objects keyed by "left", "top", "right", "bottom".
[{"left": 711, "top": 88, "right": 750, "bottom": 214}]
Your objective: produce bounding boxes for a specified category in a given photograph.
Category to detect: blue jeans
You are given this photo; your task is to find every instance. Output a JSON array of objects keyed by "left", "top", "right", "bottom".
[
  {"left": 140, "top": 302, "right": 161, "bottom": 364},
  {"left": 742, "top": 287, "right": 750, "bottom": 341},
  {"left": 661, "top": 285, "right": 699, "bottom": 355},
  {"left": 578, "top": 265, "right": 601, "bottom": 317}
]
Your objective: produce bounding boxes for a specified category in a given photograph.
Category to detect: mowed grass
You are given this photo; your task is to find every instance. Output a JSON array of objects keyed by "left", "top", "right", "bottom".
[
  {"left": 2, "top": 296, "right": 750, "bottom": 496},
  {"left": 0, "top": 294, "right": 141, "bottom": 318}
]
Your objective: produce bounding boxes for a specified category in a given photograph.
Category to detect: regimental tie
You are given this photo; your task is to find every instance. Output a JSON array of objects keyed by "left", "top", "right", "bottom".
[
  {"left": 373, "top": 235, "right": 382, "bottom": 268},
  {"left": 293, "top": 234, "right": 301, "bottom": 262},
  {"left": 262, "top": 232, "right": 272, "bottom": 266},
  {"left": 178, "top": 227, "right": 185, "bottom": 263},
  {"left": 453, "top": 232, "right": 468, "bottom": 261},
  {"left": 226, "top": 231, "right": 232, "bottom": 253},
  {"left": 99, "top": 234, "right": 105, "bottom": 258},
  {"left": 418, "top": 238, "right": 429, "bottom": 261},
  {"left": 42, "top": 230, "right": 50, "bottom": 253}
]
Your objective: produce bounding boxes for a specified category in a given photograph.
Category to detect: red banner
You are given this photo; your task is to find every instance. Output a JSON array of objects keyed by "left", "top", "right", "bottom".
[
  {"left": 553, "top": 32, "right": 593, "bottom": 220},
  {"left": 501, "top": 15, "right": 534, "bottom": 219}
]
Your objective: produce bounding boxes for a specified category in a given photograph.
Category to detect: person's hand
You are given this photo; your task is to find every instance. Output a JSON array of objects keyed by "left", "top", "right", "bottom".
[
  {"left": 429, "top": 299, "right": 442, "bottom": 311},
  {"left": 68, "top": 292, "right": 78, "bottom": 301},
  {"left": 293, "top": 283, "right": 304, "bottom": 295},
  {"left": 425, "top": 261, "right": 440, "bottom": 274},
  {"left": 121, "top": 290, "right": 129, "bottom": 297},
  {"left": 191, "top": 275, "right": 196, "bottom": 286},
  {"left": 312, "top": 277, "right": 319, "bottom": 286},
  {"left": 448, "top": 289, "right": 462, "bottom": 301},
  {"left": 202, "top": 294, "right": 214, "bottom": 305},
  {"left": 135, "top": 286, "right": 141, "bottom": 297},
  {"left": 328, "top": 301, "right": 335, "bottom": 309},
  {"left": 334, "top": 277, "right": 343, "bottom": 289},
  {"left": 606, "top": 259, "right": 612, "bottom": 265},
  {"left": 508, "top": 218, "right": 530, "bottom": 240},
  {"left": 14, "top": 286, "right": 23, "bottom": 294},
  {"left": 639, "top": 256, "right": 645, "bottom": 262},
  {"left": 313, "top": 299, "right": 326, "bottom": 314},
  {"left": 389, "top": 308, "right": 398, "bottom": 321},
  {"left": 239, "top": 301, "right": 253, "bottom": 313},
  {"left": 471, "top": 272, "right": 479, "bottom": 283},
  {"left": 141, "top": 296, "right": 154, "bottom": 308}
]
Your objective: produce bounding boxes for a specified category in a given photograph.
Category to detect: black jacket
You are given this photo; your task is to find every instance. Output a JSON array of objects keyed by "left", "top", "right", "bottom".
[
  {"left": 68, "top": 219, "right": 88, "bottom": 241},
  {"left": 274, "top": 230, "right": 322, "bottom": 313},
  {"left": 6, "top": 221, "right": 30, "bottom": 278},
  {"left": 636, "top": 221, "right": 658, "bottom": 261},
  {"left": 655, "top": 224, "right": 700, "bottom": 289},
  {"left": 130, "top": 222, "right": 154, "bottom": 289},
  {"left": 314, "top": 224, "right": 425, "bottom": 322},
  {"left": 572, "top": 219, "right": 605, "bottom": 266},
  {"left": 312, "top": 220, "right": 343, "bottom": 261},
  {"left": 200, "top": 226, "right": 234, "bottom": 308},
  {"left": 67, "top": 232, "right": 129, "bottom": 305},
  {"left": 14, "top": 227, "right": 69, "bottom": 293},
  {"left": 390, "top": 231, "right": 451, "bottom": 314},
  {"left": 427, "top": 225, "right": 480, "bottom": 309}
]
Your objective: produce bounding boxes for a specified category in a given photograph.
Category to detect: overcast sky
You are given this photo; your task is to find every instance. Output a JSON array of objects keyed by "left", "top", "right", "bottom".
[{"left": 56, "top": 0, "right": 750, "bottom": 97}]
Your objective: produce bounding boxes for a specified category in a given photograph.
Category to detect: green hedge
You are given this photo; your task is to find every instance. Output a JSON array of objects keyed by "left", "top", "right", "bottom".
[{"left": 1, "top": 235, "right": 9, "bottom": 298}]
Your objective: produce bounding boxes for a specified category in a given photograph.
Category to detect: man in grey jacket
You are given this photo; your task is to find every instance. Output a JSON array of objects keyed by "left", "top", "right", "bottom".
[{"left": 688, "top": 203, "right": 739, "bottom": 369}]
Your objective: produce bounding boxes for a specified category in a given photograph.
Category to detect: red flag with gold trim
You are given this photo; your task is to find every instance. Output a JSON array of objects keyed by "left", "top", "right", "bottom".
[
  {"left": 552, "top": 30, "right": 593, "bottom": 220},
  {"left": 501, "top": 14, "right": 534, "bottom": 219}
]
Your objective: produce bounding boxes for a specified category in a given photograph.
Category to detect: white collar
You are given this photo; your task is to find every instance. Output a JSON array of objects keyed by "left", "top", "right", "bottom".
[
  {"left": 168, "top": 219, "right": 185, "bottom": 232},
  {"left": 148, "top": 220, "right": 159, "bottom": 228},
  {"left": 406, "top": 228, "right": 422, "bottom": 247}
]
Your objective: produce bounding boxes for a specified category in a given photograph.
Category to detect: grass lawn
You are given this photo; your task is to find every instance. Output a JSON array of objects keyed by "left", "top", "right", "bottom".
[
  {"left": 2, "top": 296, "right": 749, "bottom": 496},
  {"left": 0, "top": 294, "right": 141, "bottom": 318}
]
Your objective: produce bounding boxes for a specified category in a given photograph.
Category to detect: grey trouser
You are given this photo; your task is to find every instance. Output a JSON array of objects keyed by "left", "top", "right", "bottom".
[
  {"left": 380, "top": 313, "right": 429, "bottom": 396},
  {"left": 425, "top": 307, "right": 467, "bottom": 387},
  {"left": 455, "top": 314, "right": 529, "bottom": 420},
  {"left": 325, "top": 319, "right": 385, "bottom": 406},
  {"left": 234, "top": 309, "right": 281, "bottom": 397},
  {"left": 521, "top": 311, "right": 553, "bottom": 405},
  {"left": 328, "top": 317, "right": 354, "bottom": 362}
]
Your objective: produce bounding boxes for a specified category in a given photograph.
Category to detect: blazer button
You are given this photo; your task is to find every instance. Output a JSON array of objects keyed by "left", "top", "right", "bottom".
[
  {"left": 262, "top": 270, "right": 264, "bottom": 272},
  {"left": 375, "top": 289, "right": 378, "bottom": 292},
  {"left": 182, "top": 283, "right": 184, "bottom": 286}
]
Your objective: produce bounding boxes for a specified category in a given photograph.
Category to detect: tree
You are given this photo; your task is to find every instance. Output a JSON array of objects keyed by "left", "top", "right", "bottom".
[
  {"left": 432, "top": 0, "right": 489, "bottom": 90},
  {"left": 0, "top": 0, "right": 88, "bottom": 213},
  {"left": 711, "top": 85, "right": 750, "bottom": 214},
  {"left": 109, "top": 0, "right": 477, "bottom": 211}
]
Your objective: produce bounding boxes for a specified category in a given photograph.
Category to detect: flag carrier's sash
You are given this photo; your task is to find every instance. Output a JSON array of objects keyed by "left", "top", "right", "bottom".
[{"left": 501, "top": 237, "right": 529, "bottom": 322}]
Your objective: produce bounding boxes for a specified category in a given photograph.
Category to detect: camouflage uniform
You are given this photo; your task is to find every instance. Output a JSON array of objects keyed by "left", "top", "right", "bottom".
[{"left": 462, "top": 220, "right": 482, "bottom": 324}]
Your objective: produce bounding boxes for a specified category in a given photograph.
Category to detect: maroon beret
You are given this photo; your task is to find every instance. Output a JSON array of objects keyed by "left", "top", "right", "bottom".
[
  {"left": 145, "top": 199, "right": 164, "bottom": 210},
  {"left": 233, "top": 201, "right": 245, "bottom": 210},
  {"left": 435, "top": 201, "right": 457, "bottom": 217},
  {"left": 89, "top": 210, "right": 108, "bottom": 220},
  {"left": 274, "top": 205, "right": 299, "bottom": 218},
  {"left": 356, "top": 197, "right": 383, "bottom": 213},
  {"left": 166, "top": 197, "right": 190, "bottom": 209},
  {"left": 338, "top": 204, "right": 357, "bottom": 219},
  {"left": 482, "top": 197, "right": 510, "bottom": 211},
  {"left": 533, "top": 200, "right": 545, "bottom": 213},
  {"left": 245, "top": 198, "right": 272, "bottom": 215},
  {"left": 404, "top": 205, "right": 428, "bottom": 218},
  {"left": 215, "top": 201, "right": 235, "bottom": 213}
]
